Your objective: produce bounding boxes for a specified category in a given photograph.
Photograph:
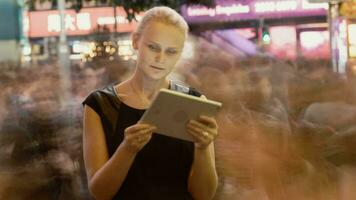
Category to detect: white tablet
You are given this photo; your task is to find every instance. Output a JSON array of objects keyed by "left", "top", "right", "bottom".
[{"left": 139, "top": 88, "right": 222, "bottom": 142}]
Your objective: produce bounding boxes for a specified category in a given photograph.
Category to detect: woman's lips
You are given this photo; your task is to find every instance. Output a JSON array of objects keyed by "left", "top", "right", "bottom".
[{"left": 150, "top": 65, "right": 165, "bottom": 70}]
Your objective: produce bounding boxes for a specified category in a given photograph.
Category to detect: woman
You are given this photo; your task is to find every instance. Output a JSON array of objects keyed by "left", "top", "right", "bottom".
[{"left": 82, "top": 6, "right": 218, "bottom": 200}]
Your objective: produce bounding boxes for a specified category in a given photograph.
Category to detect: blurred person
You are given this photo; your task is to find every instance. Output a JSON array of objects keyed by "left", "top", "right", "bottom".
[
  {"left": 0, "top": 72, "right": 13, "bottom": 130},
  {"left": 102, "top": 59, "right": 134, "bottom": 86},
  {"left": 287, "top": 60, "right": 346, "bottom": 120},
  {"left": 211, "top": 63, "right": 299, "bottom": 200},
  {"left": 338, "top": 166, "right": 356, "bottom": 200},
  {"left": 82, "top": 6, "right": 218, "bottom": 200},
  {"left": 324, "top": 126, "right": 356, "bottom": 166},
  {"left": 72, "top": 66, "right": 104, "bottom": 104},
  {"left": 226, "top": 66, "right": 289, "bottom": 124},
  {"left": 3, "top": 68, "right": 82, "bottom": 199},
  {"left": 302, "top": 102, "right": 356, "bottom": 132},
  {"left": 195, "top": 67, "right": 233, "bottom": 105}
]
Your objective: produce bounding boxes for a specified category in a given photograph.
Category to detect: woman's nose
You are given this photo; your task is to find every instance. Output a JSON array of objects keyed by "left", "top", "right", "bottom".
[{"left": 155, "top": 52, "right": 165, "bottom": 63}]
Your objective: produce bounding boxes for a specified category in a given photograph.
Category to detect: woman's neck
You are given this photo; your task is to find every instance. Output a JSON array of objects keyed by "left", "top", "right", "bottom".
[{"left": 129, "top": 72, "right": 169, "bottom": 102}]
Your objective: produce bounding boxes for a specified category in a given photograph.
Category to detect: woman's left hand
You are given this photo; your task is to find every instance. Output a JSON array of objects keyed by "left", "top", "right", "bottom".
[{"left": 186, "top": 115, "right": 218, "bottom": 149}]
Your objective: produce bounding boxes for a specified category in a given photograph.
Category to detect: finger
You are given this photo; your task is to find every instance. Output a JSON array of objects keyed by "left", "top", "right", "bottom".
[
  {"left": 126, "top": 130, "right": 144, "bottom": 139},
  {"left": 198, "top": 115, "right": 218, "bottom": 128},
  {"left": 138, "top": 128, "right": 155, "bottom": 140},
  {"left": 188, "top": 120, "right": 215, "bottom": 136},
  {"left": 132, "top": 140, "right": 141, "bottom": 147},
  {"left": 126, "top": 136, "right": 141, "bottom": 148},
  {"left": 148, "top": 126, "right": 157, "bottom": 132},
  {"left": 137, "top": 122, "right": 157, "bottom": 130},
  {"left": 188, "top": 120, "right": 218, "bottom": 138},
  {"left": 200, "top": 95, "right": 207, "bottom": 100},
  {"left": 141, "top": 134, "right": 152, "bottom": 144},
  {"left": 140, "top": 127, "right": 156, "bottom": 136},
  {"left": 130, "top": 130, "right": 153, "bottom": 141},
  {"left": 130, "top": 136, "right": 145, "bottom": 147},
  {"left": 188, "top": 120, "right": 209, "bottom": 130},
  {"left": 187, "top": 126, "right": 213, "bottom": 141},
  {"left": 138, "top": 126, "right": 156, "bottom": 135},
  {"left": 187, "top": 129, "right": 211, "bottom": 144},
  {"left": 142, "top": 133, "right": 152, "bottom": 140},
  {"left": 134, "top": 133, "right": 153, "bottom": 149},
  {"left": 126, "top": 134, "right": 140, "bottom": 143},
  {"left": 187, "top": 122, "right": 205, "bottom": 135},
  {"left": 126, "top": 130, "right": 149, "bottom": 143},
  {"left": 125, "top": 123, "right": 153, "bottom": 133},
  {"left": 126, "top": 125, "right": 156, "bottom": 135}
]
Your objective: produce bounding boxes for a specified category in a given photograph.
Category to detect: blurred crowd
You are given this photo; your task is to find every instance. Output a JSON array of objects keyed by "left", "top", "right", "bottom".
[
  {"left": 0, "top": 56, "right": 141, "bottom": 199},
  {"left": 187, "top": 56, "right": 356, "bottom": 200},
  {"left": 1, "top": 46, "right": 356, "bottom": 199}
]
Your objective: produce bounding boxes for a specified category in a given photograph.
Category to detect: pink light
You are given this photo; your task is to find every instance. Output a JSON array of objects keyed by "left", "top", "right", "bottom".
[
  {"left": 269, "top": 26, "right": 297, "bottom": 59},
  {"left": 254, "top": 1, "right": 298, "bottom": 13},
  {"left": 300, "top": 30, "right": 329, "bottom": 59},
  {"left": 349, "top": 24, "right": 356, "bottom": 57},
  {"left": 300, "top": 31, "right": 328, "bottom": 49},
  {"left": 25, "top": 7, "right": 140, "bottom": 37},
  {"left": 235, "top": 28, "right": 256, "bottom": 39},
  {"left": 348, "top": 24, "right": 356, "bottom": 45}
]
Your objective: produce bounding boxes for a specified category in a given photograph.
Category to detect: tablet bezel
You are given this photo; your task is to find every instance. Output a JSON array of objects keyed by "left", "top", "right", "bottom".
[{"left": 139, "top": 88, "right": 222, "bottom": 141}]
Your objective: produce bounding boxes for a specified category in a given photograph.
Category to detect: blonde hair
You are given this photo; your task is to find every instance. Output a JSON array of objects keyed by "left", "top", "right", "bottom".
[{"left": 135, "top": 6, "right": 188, "bottom": 38}]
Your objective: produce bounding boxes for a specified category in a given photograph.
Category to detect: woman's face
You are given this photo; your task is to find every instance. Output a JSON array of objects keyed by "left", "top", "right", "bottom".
[{"left": 133, "top": 21, "right": 185, "bottom": 80}]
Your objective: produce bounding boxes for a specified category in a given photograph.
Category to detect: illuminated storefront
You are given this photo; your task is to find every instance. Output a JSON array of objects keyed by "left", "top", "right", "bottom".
[
  {"left": 24, "top": 7, "right": 139, "bottom": 37},
  {"left": 23, "top": 7, "right": 140, "bottom": 62},
  {"left": 181, "top": 0, "right": 329, "bottom": 60},
  {"left": 348, "top": 23, "right": 356, "bottom": 58},
  {"left": 339, "top": 1, "right": 356, "bottom": 76}
]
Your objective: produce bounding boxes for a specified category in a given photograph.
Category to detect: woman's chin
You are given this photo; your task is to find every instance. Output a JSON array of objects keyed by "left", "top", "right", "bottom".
[{"left": 143, "top": 71, "right": 168, "bottom": 80}]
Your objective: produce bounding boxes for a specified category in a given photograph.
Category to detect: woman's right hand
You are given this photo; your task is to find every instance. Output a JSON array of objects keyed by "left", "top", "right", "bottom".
[{"left": 121, "top": 123, "right": 156, "bottom": 154}]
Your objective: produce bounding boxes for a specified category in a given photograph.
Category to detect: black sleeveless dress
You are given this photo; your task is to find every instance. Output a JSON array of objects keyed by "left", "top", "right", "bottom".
[{"left": 82, "top": 82, "right": 201, "bottom": 200}]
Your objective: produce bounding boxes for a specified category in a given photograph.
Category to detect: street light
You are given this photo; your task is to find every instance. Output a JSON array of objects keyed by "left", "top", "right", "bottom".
[{"left": 58, "top": 0, "right": 71, "bottom": 104}]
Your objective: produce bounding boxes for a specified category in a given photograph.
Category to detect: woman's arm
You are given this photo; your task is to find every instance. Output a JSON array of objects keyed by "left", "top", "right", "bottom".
[
  {"left": 187, "top": 114, "right": 219, "bottom": 200},
  {"left": 83, "top": 105, "right": 155, "bottom": 200},
  {"left": 188, "top": 143, "right": 218, "bottom": 200}
]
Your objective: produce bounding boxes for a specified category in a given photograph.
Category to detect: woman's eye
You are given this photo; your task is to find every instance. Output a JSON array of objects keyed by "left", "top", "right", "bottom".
[
  {"left": 166, "top": 49, "right": 177, "bottom": 55},
  {"left": 148, "top": 44, "right": 160, "bottom": 52}
]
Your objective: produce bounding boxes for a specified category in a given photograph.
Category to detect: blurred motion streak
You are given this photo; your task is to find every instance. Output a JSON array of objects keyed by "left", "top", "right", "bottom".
[{"left": 2, "top": 0, "right": 356, "bottom": 199}]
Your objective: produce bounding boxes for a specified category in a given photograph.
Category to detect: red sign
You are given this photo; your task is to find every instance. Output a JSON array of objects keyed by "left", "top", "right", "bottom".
[{"left": 24, "top": 7, "right": 140, "bottom": 37}]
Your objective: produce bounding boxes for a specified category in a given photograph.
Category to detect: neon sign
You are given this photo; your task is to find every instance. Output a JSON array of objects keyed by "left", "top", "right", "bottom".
[
  {"left": 25, "top": 7, "right": 140, "bottom": 37},
  {"left": 187, "top": 4, "right": 249, "bottom": 17},
  {"left": 254, "top": 1, "right": 298, "bottom": 13},
  {"left": 181, "top": 0, "right": 328, "bottom": 23}
]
